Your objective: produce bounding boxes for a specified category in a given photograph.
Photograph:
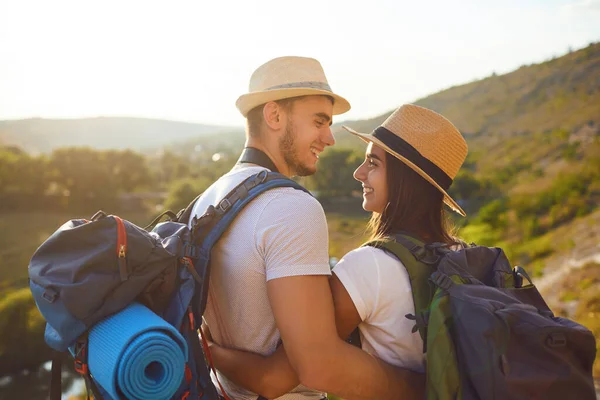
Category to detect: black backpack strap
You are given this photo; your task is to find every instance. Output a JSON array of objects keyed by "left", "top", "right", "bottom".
[
  {"left": 50, "top": 352, "right": 63, "bottom": 400},
  {"left": 67, "top": 333, "right": 104, "bottom": 400},
  {"left": 237, "top": 147, "right": 279, "bottom": 172},
  {"left": 177, "top": 192, "right": 204, "bottom": 225},
  {"left": 144, "top": 210, "right": 179, "bottom": 231},
  {"left": 82, "top": 372, "right": 103, "bottom": 400},
  {"left": 190, "top": 171, "right": 309, "bottom": 320}
]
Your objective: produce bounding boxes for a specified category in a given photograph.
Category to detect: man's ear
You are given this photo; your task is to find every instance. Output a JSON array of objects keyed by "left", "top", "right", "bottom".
[{"left": 263, "top": 102, "right": 284, "bottom": 130}]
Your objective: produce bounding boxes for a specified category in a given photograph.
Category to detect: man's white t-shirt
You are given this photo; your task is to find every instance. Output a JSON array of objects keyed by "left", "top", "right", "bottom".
[
  {"left": 190, "top": 165, "right": 331, "bottom": 400},
  {"left": 332, "top": 246, "right": 426, "bottom": 373}
]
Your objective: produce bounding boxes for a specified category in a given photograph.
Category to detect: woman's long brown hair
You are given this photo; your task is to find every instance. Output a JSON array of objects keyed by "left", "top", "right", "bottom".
[{"left": 367, "top": 151, "right": 458, "bottom": 245}]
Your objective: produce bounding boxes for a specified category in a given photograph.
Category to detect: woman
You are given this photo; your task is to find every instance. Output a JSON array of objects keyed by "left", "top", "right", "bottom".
[{"left": 206, "top": 104, "right": 468, "bottom": 399}]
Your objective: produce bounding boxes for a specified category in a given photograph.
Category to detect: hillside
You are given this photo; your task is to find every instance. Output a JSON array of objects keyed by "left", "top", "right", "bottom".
[
  {"left": 0, "top": 117, "right": 242, "bottom": 153},
  {"left": 335, "top": 42, "right": 600, "bottom": 148}
]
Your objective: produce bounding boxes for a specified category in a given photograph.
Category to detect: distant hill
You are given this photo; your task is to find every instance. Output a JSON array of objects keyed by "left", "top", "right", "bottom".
[
  {"left": 334, "top": 43, "right": 600, "bottom": 201},
  {"left": 0, "top": 117, "right": 242, "bottom": 153},
  {"left": 335, "top": 42, "right": 600, "bottom": 149}
]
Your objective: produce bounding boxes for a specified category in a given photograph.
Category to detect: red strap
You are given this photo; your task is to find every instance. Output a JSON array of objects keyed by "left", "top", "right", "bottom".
[
  {"left": 184, "top": 364, "right": 192, "bottom": 384},
  {"left": 199, "top": 328, "right": 231, "bottom": 400}
]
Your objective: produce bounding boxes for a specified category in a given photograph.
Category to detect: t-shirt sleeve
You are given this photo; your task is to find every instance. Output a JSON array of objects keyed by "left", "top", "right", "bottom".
[
  {"left": 332, "top": 247, "right": 381, "bottom": 321},
  {"left": 333, "top": 246, "right": 413, "bottom": 323},
  {"left": 255, "top": 189, "right": 331, "bottom": 281}
]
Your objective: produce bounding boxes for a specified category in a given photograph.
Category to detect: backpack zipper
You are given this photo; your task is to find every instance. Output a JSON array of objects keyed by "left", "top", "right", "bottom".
[{"left": 114, "top": 216, "right": 128, "bottom": 281}]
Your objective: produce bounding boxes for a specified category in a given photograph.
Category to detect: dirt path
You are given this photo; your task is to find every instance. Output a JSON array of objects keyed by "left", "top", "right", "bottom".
[{"left": 537, "top": 251, "right": 600, "bottom": 294}]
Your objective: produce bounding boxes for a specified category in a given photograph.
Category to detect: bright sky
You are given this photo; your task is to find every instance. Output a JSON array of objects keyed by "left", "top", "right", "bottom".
[{"left": 1, "top": 0, "right": 599, "bottom": 127}]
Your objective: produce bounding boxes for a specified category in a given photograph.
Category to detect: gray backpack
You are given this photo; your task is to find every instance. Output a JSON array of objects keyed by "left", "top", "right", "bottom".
[{"left": 362, "top": 234, "right": 597, "bottom": 400}]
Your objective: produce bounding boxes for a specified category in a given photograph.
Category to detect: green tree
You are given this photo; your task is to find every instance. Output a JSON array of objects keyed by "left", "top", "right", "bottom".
[
  {"left": 449, "top": 170, "right": 482, "bottom": 201},
  {"left": 105, "top": 149, "right": 152, "bottom": 192},
  {"left": 0, "top": 289, "right": 52, "bottom": 375},
  {"left": 308, "top": 148, "right": 362, "bottom": 199},
  {"left": 50, "top": 147, "right": 118, "bottom": 211},
  {"left": 153, "top": 150, "right": 192, "bottom": 186},
  {"left": 0, "top": 147, "right": 50, "bottom": 210},
  {"left": 163, "top": 177, "right": 213, "bottom": 212},
  {"left": 49, "top": 147, "right": 153, "bottom": 212}
]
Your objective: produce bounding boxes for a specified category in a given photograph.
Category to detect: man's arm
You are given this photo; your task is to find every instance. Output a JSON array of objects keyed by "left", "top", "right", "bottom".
[
  {"left": 208, "top": 272, "right": 424, "bottom": 399},
  {"left": 268, "top": 275, "right": 425, "bottom": 400}
]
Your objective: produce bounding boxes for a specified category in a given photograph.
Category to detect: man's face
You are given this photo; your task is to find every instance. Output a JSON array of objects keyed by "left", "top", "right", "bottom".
[{"left": 278, "top": 96, "right": 335, "bottom": 176}]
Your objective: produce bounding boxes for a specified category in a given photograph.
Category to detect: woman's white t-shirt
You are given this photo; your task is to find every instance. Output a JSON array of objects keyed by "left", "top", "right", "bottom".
[{"left": 333, "top": 246, "right": 426, "bottom": 372}]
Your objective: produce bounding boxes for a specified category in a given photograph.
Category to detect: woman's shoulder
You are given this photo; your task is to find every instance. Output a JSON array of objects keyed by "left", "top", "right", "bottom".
[
  {"left": 341, "top": 244, "right": 389, "bottom": 259},
  {"left": 334, "top": 245, "right": 405, "bottom": 272}
]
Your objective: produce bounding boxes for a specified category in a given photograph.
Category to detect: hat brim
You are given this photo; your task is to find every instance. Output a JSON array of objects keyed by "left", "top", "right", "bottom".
[
  {"left": 342, "top": 125, "right": 466, "bottom": 217},
  {"left": 236, "top": 88, "right": 351, "bottom": 117}
]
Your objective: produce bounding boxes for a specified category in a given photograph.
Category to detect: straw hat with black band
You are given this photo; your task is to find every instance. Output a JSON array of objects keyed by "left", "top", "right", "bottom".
[
  {"left": 236, "top": 56, "right": 351, "bottom": 117},
  {"left": 343, "top": 104, "right": 468, "bottom": 217}
]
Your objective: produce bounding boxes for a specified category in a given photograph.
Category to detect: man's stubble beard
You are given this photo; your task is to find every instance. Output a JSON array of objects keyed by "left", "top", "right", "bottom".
[{"left": 279, "top": 121, "right": 316, "bottom": 177}]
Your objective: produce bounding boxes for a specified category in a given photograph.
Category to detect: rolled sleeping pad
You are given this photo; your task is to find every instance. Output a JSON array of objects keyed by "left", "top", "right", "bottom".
[{"left": 87, "top": 302, "right": 188, "bottom": 400}]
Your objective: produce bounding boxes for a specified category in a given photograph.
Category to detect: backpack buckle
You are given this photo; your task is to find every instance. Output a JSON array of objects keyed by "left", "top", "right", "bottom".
[
  {"left": 217, "top": 198, "right": 232, "bottom": 213},
  {"left": 405, "top": 311, "right": 430, "bottom": 333},
  {"left": 74, "top": 359, "right": 88, "bottom": 375},
  {"left": 430, "top": 271, "right": 454, "bottom": 290},
  {"left": 419, "top": 252, "right": 441, "bottom": 265},
  {"left": 413, "top": 246, "right": 440, "bottom": 265},
  {"left": 73, "top": 337, "right": 89, "bottom": 375},
  {"left": 42, "top": 288, "right": 58, "bottom": 303},
  {"left": 256, "top": 169, "right": 268, "bottom": 184}
]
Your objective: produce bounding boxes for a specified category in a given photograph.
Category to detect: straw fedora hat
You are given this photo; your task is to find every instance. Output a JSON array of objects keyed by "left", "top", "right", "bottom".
[
  {"left": 236, "top": 56, "right": 351, "bottom": 117},
  {"left": 343, "top": 104, "right": 468, "bottom": 216}
]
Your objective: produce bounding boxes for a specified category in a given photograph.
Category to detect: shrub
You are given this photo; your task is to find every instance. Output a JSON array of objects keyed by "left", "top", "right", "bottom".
[
  {"left": 0, "top": 288, "right": 52, "bottom": 375},
  {"left": 574, "top": 286, "right": 600, "bottom": 378},
  {"left": 163, "top": 177, "right": 213, "bottom": 213}
]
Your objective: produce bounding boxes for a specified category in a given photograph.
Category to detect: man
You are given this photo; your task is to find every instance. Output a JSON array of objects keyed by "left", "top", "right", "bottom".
[{"left": 191, "top": 56, "right": 423, "bottom": 399}]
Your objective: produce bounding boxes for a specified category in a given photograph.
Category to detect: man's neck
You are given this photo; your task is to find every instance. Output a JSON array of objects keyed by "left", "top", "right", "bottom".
[{"left": 244, "top": 139, "right": 292, "bottom": 177}]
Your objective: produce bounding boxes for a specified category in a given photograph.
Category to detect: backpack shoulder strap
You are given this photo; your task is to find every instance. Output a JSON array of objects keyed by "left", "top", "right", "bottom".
[
  {"left": 178, "top": 147, "right": 281, "bottom": 225},
  {"left": 364, "top": 235, "right": 438, "bottom": 350},
  {"left": 177, "top": 192, "right": 203, "bottom": 225},
  {"left": 191, "top": 171, "right": 309, "bottom": 317},
  {"left": 193, "top": 171, "right": 308, "bottom": 247}
]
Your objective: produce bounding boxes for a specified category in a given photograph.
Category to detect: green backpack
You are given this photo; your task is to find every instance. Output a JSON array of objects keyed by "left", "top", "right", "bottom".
[{"left": 354, "top": 234, "right": 597, "bottom": 400}]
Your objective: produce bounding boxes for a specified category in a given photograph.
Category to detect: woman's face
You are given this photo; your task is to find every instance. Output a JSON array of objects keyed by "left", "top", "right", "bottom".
[{"left": 353, "top": 142, "right": 389, "bottom": 214}]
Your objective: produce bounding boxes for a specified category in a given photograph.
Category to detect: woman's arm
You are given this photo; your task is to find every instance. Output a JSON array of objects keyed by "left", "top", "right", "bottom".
[
  {"left": 207, "top": 340, "right": 299, "bottom": 399},
  {"left": 329, "top": 272, "right": 362, "bottom": 339}
]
